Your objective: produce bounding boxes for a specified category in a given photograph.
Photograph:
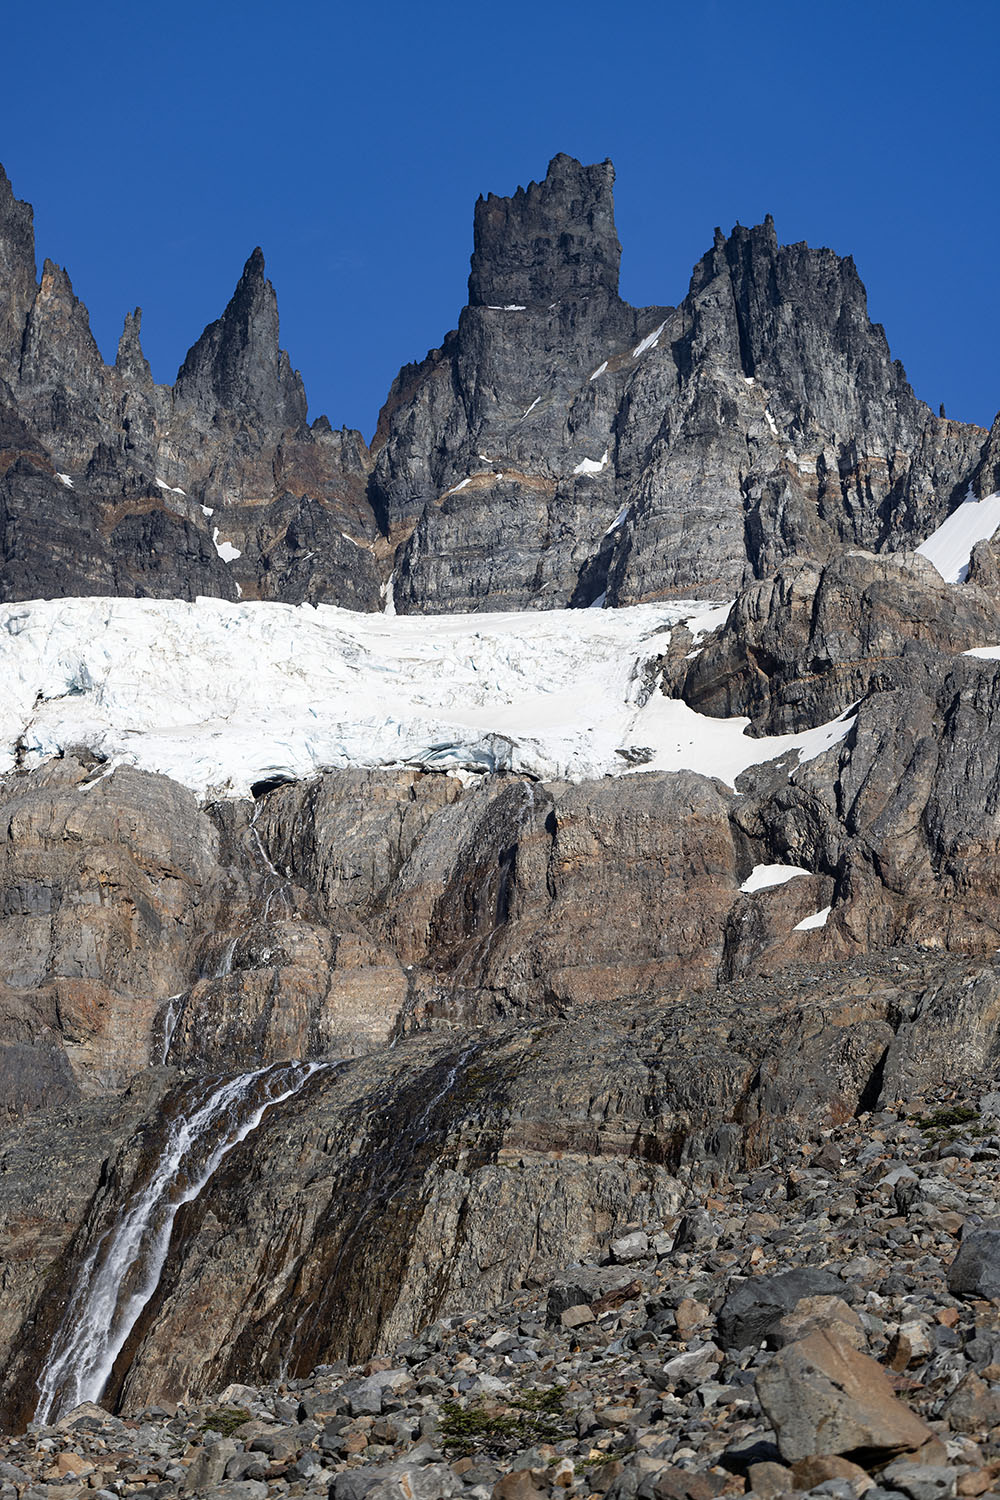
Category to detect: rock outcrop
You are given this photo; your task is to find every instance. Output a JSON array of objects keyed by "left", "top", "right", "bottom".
[
  {"left": 373, "top": 171, "right": 991, "bottom": 613},
  {"left": 2, "top": 946, "right": 1000, "bottom": 1430},
  {"left": 1, "top": 153, "right": 994, "bottom": 612},
  {"left": 8, "top": 1072, "right": 1000, "bottom": 1500},
  {"left": 0, "top": 167, "right": 381, "bottom": 609},
  {"left": 667, "top": 548, "right": 1000, "bottom": 733}
]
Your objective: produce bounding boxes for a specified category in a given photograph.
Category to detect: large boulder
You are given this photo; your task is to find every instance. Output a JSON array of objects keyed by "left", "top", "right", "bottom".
[
  {"left": 947, "top": 1224, "right": 1000, "bottom": 1300},
  {"left": 756, "top": 1329, "right": 934, "bottom": 1463},
  {"left": 717, "top": 1267, "right": 845, "bottom": 1350}
]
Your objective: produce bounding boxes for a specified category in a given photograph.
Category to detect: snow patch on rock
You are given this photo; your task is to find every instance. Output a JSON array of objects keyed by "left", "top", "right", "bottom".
[
  {"left": 632, "top": 321, "right": 667, "bottom": 359},
  {"left": 917, "top": 491, "right": 1000, "bottom": 583},
  {"left": 573, "top": 450, "right": 609, "bottom": 476},
  {"left": 212, "top": 529, "right": 241, "bottom": 563},
  {"left": 740, "top": 864, "right": 811, "bottom": 894},
  {"left": 794, "top": 906, "right": 831, "bottom": 931}
]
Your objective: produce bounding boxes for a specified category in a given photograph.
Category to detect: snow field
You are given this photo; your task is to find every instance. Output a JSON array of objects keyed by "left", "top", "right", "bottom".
[
  {"left": 740, "top": 864, "right": 810, "bottom": 894},
  {"left": 0, "top": 596, "right": 858, "bottom": 801}
]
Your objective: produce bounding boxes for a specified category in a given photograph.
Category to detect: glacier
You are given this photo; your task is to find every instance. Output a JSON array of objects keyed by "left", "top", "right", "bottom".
[{"left": 0, "top": 596, "right": 855, "bottom": 800}]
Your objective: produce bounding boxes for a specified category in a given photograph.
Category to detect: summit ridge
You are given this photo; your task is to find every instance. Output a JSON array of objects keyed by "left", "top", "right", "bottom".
[{"left": 0, "top": 153, "right": 993, "bottom": 613}]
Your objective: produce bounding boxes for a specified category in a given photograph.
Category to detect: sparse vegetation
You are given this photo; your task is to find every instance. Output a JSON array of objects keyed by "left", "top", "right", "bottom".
[
  {"left": 199, "top": 1407, "right": 250, "bottom": 1437},
  {"left": 578, "top": 1448, "right": 634, "bottom": 1471},
  {"left": 438, "top": 1385, "right": 568, "bottom": 1456},
  {"left": 914, "top": 1105, "right": 978, "bottom": 1129}
]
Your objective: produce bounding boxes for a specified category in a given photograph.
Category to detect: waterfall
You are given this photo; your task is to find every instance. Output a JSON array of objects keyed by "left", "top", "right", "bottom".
[
  {"left": 216, "top": 936, "right": 238, "bottom": 976},
  {"left": 154, "top": 993, "right": 185, "bottom": 1066},
  {"left": 248, "top": 800, "right": 292, "bottom": 920},
  {"left": 35, "top": 1060, "right": 326, "bottom": 1424}
]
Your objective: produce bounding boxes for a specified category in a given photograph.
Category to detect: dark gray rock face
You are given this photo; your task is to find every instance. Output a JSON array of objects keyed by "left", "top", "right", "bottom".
[
  {"left": 469, "top": 153, "right": 622, "bottom": 307},
  {"left": 373, "top": 172, "right": 990, "bottom": 613},
  {"left": 972, "top": 410, "right": 1000, "bottom": 499},
  {"left": 0, "top": 167, "right": 35, "bottom": 390},
  {"left": 174, "top": 248, "right": 307, "bottom": 436},
  {"left": 667, "top": 548, "right": 1000, "bottom": 733},
  {"left": 605, "top": 223, "right": 985, "bottom": 606},
  {"left": 723, "top": 650, "right": 1000, "bottom": 961},
  {"left": 0, "top": 154, "right": 994, "bottom": 612},
  {"left": 371, "top": 156, "right": 648, "bottom": 612},
  {"left": 0, "top": 168, "right": 380, "bottom": 608}
]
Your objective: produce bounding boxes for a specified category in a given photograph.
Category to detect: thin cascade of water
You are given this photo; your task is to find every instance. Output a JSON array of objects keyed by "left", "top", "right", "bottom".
[
  {"left": 248, "top": 799, "right": 293, "bottom": 920},
  {"left": 35, "top": 1059, "right": 326, "bottom": 1425},
  {"left": 155, "top": 993, "right": 185, "bottom": 1067},
  {"left": 215, "top": 936, "right": 238, "bottom": 977}
]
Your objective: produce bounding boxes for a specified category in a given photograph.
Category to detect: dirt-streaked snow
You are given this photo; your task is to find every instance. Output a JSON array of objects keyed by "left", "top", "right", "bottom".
[
  {"left": 917, "top": 491, "right": 1000, "bottom": 583},
  {"left": 0, "top": 597, "right": 854, "bottom": 800},
  {"left": 632, "top": 321, "right": 667, "bottom": 358}
]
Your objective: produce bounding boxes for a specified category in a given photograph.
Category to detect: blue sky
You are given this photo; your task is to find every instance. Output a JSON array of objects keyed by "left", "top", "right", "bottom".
[{"left": 0, "top": 0, "right": 996, "bottom": 436}]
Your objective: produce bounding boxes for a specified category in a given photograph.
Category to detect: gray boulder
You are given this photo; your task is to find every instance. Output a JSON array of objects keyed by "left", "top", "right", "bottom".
[
  {"left": 947, "top": 1223, "right": 1000, "bottom": 1299},
  {"left": 717, "top": 1266, "right": 846, "bottom": 1350}
]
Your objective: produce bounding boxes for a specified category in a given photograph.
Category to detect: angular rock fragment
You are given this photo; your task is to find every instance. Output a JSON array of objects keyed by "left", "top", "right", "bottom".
[
  {"left": 755, "top": 1329, "right": 933, "bottom": 1463},
  {"left": 947, "top": 1226, "right": 1000, "bottom": 1300},
  {"left": 718, "top": 1268, "right": 846, "bottom": 1350}
]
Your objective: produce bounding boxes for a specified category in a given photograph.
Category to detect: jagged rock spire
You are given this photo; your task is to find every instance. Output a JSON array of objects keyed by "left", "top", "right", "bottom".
[
  {"left": 973, "top": 410, "right": 1000, "bottom": 499},
  {"left": 0, "top": 164, "right": 38, "bottom": 386},
  {"left": 685, "top": 215, "right": 917, "bottom": 439},
  {"left": 468, "top": 153, "right": 622, "bottom": 307},
  {"left": 174, "top": 247, "right": 307, "bottom": 433},
  {"left": 115, "top": 308, "right": 153, "bottom": 388}
]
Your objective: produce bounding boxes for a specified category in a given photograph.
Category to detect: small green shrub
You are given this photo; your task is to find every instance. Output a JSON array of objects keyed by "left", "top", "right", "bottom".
[
  {"left": 514, "top": 1384, "right": 565, "bottom": 1415},
  {"left": 199, "top": 1406, "right": 250, "bottom": 1437},
  {"left": 915, "top": 1105, "right": 977, "bottom": 1129},
  {"left": 438, "top": 1386, "right": 568, "bottom": 1457}
]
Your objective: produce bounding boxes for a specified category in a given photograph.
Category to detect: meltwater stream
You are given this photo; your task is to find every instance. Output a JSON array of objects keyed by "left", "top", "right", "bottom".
[{"left": 35, "top": 1059, "right": 326, "bottom": 1424}]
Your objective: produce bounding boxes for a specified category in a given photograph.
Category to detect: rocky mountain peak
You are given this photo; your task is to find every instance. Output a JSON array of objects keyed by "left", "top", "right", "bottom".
[
  {"left": 114, "top": 307, "right": 153, "bottom": 388},
  {"left": 468, "top": 152, "right": 622, "bottom": 307},
  {"left": 973, "top": 410, "right": 1000, "bottom": 498},
  {"left": 174, "top": 246, "right": 307, "bottom": 434},
  {"left": 683, "top": 213, "right": 921, "bottom": 447},
  {"left": 18, "top": 259, "right": 107, "bottom": 416},
  {"left": 0, "top": 166, "right": 37, "bottom": 387}
]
